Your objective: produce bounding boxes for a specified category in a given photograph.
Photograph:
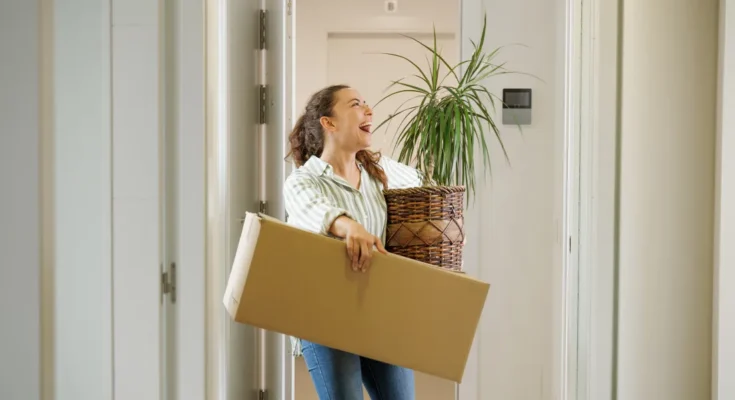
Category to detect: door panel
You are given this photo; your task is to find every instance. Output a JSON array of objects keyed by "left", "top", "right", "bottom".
[
  {"left": 170, "top": 0, "right": 207, "bottom": 399},
  {"left": 163, "top": 1, "right": 178, "bottom": 399},
  {"left": 111, "top": 14, "right": 162, "bottom": 400},
  {"left": 205, "top": 0, "right": 261, "bottom": 399}
]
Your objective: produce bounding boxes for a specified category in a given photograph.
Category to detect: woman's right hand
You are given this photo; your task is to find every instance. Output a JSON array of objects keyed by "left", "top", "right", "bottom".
[{"left": 330, "top": 216, "right": 387, "bottom": 272}]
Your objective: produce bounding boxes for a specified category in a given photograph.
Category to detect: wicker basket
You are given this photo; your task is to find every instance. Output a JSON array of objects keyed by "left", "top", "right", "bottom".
[{"left": 383, "top": 186, "right": 465, "bottom": 271}]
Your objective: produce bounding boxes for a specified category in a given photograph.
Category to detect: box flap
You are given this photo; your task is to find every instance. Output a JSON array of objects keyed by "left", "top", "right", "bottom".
[{"left": 222, "top": 212, "right": 261, "bottom": 319}]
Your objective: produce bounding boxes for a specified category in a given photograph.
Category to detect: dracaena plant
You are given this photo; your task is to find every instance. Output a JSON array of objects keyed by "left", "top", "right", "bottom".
[{"left": 373, "top": 15, "right": 521, "bottom": 202}]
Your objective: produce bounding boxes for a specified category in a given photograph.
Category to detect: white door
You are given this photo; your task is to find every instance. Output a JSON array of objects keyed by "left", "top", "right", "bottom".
[
  {"left": 68, "top": 0, "right": 288, "bottom": 399},
  {"left": 111, "top": 1, "right": 165, "bottom": 398},
  {"left": 168, "top": 0, "right": 207, "bottom": 398},
  {"left": 111, "top": 1, "right": 207, "bottom": 399}
]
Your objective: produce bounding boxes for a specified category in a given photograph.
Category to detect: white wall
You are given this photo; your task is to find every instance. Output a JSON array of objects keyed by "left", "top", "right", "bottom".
[
  {"left": 587, "top": 1, "right": 734, "bottom": 399},
  {"left": 460, "top": 0, "right": 564, "bottom": 399},
  {"left": 617, "top": 0, "right": 719, "bottom": 399},
  {"left": 295, "top": 0, "right": 459, "bottom": 112},
  {"left": 0, "top": 2, "right": 42, "bottom": 399},
  {"left": 714, "top": 0, "right": 735, "bottom": 398}
]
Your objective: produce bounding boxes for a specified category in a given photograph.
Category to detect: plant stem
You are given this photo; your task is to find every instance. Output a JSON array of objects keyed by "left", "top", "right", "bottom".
[{"left": 424, "top": 154, "right": 435, "bottom": 187}]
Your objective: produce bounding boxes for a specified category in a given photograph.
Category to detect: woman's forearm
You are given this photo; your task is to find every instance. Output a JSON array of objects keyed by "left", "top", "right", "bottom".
[{"left": 328, "top": 215, "right": 354, "bottom": 238}]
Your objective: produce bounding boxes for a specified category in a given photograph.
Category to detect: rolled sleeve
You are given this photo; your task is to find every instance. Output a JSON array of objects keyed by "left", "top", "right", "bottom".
[
  {"left": 284, "top": 172, "right": 353, "bottom": 235},
  {"left": 380, "top": 156, "right": 423, "bottom": 189}
]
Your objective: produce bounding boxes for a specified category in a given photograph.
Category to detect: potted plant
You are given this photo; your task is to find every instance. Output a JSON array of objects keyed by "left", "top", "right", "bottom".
[{"left": 374, "top": 15, "right": 518, "bottom": 272}]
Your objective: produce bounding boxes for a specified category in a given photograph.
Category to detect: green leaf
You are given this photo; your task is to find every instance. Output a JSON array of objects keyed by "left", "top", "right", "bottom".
[
  {"left": 370, "top": 12, "right": 530, "bottom": 201},
  {"left": 371, "top": 52, "right": 432, "bottom": 88}
]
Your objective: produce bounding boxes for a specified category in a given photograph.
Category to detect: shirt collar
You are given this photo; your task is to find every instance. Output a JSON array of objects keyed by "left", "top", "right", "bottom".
[{"left": 302, "top": 155, "right": 364, "bottom": 177}]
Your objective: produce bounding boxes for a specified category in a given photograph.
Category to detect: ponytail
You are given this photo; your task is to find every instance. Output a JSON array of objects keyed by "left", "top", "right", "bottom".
[
  {"left": 286, "top": 114, "right": 311, "bottom": 167},
  {"left": 356, "top": 150, "right": 388, "bottom": 189}
]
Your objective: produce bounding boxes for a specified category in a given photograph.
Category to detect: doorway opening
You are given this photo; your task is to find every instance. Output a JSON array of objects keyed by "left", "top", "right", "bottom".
[
  {"left": 292, "top": 1, "right": 461, "bottom": 399},
  {"left": 199, "top": 0, "right": 587, "bottom": 399}
]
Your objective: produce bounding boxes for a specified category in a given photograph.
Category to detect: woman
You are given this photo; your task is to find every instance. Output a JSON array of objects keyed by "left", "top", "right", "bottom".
[{"left": 284, "top": 84, "right": 422, "bottom": 400}]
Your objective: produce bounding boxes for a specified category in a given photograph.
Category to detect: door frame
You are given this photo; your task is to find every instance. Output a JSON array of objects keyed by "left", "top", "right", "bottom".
[
  {"left": 554, "top": 0, "right": 613, "bottom": 396},
  {"left": 174, "top": 0, "right": 605, "bottom": 399},
  {"left": 572, "top": 0, "right": 620, "bottom": 398},
  {"left": 714, "top": 1, "right": 735, "bottom": 399}
]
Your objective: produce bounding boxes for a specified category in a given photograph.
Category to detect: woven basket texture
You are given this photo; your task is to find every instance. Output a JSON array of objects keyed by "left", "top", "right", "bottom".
[{"left": 383, "top": 185, "right": 465, "bottom": 271}]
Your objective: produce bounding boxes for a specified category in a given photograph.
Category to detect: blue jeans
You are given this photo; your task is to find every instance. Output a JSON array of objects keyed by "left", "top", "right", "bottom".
[{"left": 301, "top": 340, "right": 415, "bottom": 400}]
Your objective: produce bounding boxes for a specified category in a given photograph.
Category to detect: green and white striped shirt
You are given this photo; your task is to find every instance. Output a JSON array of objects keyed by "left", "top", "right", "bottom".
[{"left": 283, "top": 154, "right": 423, "bottom": 357}]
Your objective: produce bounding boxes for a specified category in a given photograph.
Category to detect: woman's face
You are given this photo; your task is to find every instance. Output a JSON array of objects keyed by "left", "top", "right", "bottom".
[{"left": 320, "top": 87, "right": 373, "bottom": 152}]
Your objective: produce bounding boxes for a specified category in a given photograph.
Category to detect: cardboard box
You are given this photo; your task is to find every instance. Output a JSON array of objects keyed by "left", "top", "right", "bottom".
[{"left": 223, "top": 212, "right": 490, "bottom": 382}]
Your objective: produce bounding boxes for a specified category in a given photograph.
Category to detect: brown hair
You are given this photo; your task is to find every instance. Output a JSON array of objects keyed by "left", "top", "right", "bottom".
[{"left": 286, "top": 84, "right": 388, "bottom": 188}]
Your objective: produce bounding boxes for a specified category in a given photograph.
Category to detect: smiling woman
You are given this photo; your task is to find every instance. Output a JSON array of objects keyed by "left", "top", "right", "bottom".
[
  {"left": 283, "top": 84, "right": 424, "bottom": 400},
  {"left": 287, "top": 85, "right": 389, "bottom": 189},
  {"left": 284, "top": 84, "right": 423, "bottom": 273},
  {"left": 293, "top": 1, "right": 466, "bottom": 398}
]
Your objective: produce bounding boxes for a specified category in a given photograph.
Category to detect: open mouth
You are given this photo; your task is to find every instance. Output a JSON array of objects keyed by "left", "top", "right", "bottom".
[{"left": 359, "top": 123, "right": 372, "bottom": 133}]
